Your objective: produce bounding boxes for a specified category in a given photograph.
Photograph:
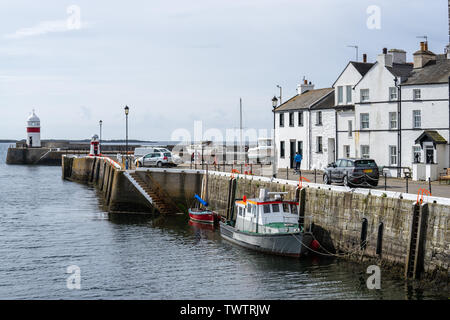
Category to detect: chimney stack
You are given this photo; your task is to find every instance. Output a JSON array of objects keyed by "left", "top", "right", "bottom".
[
  {"left": 413, "top": 41, "right": 436, "bottom": 68},
  {"left": 388, "top": 49, "right": 407, "bottom": 64},
  {"left": 377, "top": 48, "right": 393, "bottom": 67},
  {"left": 297, "top": 79, "right": 314, "bottom": 95},
  {"left": 363, "top": 54, "right": 367, "bottom": 63}
]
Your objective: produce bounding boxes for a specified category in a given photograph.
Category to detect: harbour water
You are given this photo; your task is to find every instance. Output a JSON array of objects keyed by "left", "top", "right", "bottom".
[{"left": 0, "top": 143, "right": 445, "bottom": 299}]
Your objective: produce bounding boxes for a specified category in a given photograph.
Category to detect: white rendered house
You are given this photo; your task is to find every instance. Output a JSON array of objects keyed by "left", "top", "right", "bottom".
[{"left": 274, "top": 80, "right": 335, "bottom": 171}]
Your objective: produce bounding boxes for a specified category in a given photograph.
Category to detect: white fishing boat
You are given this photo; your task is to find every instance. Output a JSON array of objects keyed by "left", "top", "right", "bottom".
[{"left": 219, "top": 189, "right": 313, "bottom": 257}]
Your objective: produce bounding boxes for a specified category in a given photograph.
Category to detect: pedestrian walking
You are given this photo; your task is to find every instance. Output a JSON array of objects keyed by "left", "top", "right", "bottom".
[{"left": 294, "top": 152, "right": 302, "bottom": 174}]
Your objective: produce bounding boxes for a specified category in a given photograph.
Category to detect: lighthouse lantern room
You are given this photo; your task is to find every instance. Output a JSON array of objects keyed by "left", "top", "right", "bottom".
[{"left": 26, "top": 110, "right": 41, "bottom": 148}]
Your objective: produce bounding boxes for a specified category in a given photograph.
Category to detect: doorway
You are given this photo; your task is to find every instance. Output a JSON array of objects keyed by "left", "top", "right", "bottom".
[{"left": 290, "top": 140, "right": 296, "bottom": 169}]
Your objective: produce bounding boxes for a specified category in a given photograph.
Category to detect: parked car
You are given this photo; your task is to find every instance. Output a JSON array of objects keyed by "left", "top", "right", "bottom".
[
  {"left": 135, "top": 151, "right": 174, "bottom": 167},
  {"left": 323, "top": 158, "right": 379, "bottom": 187}
]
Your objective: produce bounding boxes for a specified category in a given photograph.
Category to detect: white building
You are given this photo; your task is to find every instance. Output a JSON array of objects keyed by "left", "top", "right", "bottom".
[
  {"left": 274, "top": 80, "right": 335, "bottom": 170},
  {"left": 333, "top": 57, "right": 374, "bottom": 160},
  {"left": 352, "top": 44, "right": 450, "bottom": 178}
]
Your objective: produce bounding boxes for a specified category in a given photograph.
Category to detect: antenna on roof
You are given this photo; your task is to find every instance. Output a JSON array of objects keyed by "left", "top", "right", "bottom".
[
  {"left": 416, "top": 35, "right": 428, "bottom": 45},
  {"left": 347, "top": 45, "right": 359, "bottom": 61}
]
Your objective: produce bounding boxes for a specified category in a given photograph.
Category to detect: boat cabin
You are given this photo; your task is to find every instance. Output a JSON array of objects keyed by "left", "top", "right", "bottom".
[{"left": 234, "top": 189, "right": 300, "bottom": 234}]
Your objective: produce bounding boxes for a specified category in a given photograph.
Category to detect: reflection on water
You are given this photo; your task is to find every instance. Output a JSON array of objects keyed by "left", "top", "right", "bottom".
[{"left": 0, "top": 143, "right": 445, "bottom": 299}]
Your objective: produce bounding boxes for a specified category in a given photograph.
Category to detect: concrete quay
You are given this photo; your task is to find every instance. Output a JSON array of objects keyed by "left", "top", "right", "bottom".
[{"left": 62, "top": 156, "right": 449, "bottom": 286}]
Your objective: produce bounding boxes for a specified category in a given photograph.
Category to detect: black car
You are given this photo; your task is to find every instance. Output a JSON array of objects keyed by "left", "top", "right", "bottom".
[{"left": 323, "top": 158, "right": 379, "bottom": 187}]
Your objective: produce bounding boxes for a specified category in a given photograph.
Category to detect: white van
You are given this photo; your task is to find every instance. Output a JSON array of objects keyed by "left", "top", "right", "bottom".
[{"left": 134, "top": 147, "right": 170, "bottom": 157}]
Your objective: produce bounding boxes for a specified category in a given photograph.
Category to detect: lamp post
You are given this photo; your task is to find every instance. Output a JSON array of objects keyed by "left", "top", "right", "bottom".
[
  {"left": 99, "top": 120, "right": 103, "bottom": 153},
  {"left": 124, "top": 106, "right": 129, "bottom": 169},
  {"left": 272, "top": 96, "right": 278, "bottom": 178}
]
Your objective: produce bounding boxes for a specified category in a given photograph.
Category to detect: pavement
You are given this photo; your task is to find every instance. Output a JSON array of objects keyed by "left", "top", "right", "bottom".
[{"left": 177, "top": 163, "right": 450, "bottom": 199}]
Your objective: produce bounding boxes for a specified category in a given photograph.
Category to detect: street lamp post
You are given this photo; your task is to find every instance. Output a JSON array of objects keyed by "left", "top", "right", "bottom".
[
  {"left": 99, "top": 120, "right": 103, "bottom": 154},
  {"left": 272, "top": 96, "right": 278, "bottom": 178},
  {"left": 124, "top": 106, "right": 129, "bottom": 169}
]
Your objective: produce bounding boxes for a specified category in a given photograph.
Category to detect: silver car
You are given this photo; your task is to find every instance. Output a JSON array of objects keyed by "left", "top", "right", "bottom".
[{"left": 135, "top": 152, "right": 173, "bottom": 167}]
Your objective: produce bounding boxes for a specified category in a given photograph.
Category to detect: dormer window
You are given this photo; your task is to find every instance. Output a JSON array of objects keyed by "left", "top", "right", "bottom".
[{"left": 337, "top": 86, "right": 343, "bottom": 104}]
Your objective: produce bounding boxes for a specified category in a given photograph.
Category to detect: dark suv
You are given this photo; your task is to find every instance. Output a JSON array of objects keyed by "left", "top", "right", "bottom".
[{"left": 323, "top": 158, "right": 379, "bottom": 187}]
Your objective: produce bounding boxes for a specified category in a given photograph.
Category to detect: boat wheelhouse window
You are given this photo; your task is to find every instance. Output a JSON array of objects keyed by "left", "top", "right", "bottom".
[
  {"left": 263, "top": 204, "right": 271, "bottom": 213},
  {"left": 290, "top": 204, "right": 298, "bottom": 214},
  {"left": 282, "top": 203, "right": 290, "bottom": 213},
  {"left": 251, "top": 204, "right": 257, "bottom": 215},
  {"left": 272, "top": 204, "right": 280, "bottom": 212},
  {"left": 238, "top": 207, "right": 243, "bottom": 216}
]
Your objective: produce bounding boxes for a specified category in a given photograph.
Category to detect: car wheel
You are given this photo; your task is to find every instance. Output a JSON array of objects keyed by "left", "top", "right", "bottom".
[
  {"left": 323, "top": 174, "right": 330, "bottom": 185},
  {"left": 157, "top": 161, "right": 162, "bottom": 167}
]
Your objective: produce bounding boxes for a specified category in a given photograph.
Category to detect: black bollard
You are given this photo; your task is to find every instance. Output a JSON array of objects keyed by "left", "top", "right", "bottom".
[
  {"left": 384, "top": 173, "right": 387, "bottom": 191},
  {"left": 314, "top": 169, "right": 317, "bottom": 183},
  {"left": 406, "top": 176, "right": 409, "bottom": 193},
  {"left": 286, "top": 166, "right": 289, "bottom": 180},
  {"left": 429, "top": 177, "right": 432, "bottom": 194}
]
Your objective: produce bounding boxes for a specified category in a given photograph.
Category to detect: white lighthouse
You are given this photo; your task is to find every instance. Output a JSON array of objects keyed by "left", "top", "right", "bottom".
[{"left": 26, "top": 110, "right": 41, "bottom": 148}]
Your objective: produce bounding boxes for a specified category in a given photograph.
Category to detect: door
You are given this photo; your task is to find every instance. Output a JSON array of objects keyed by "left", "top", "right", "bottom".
[
  {"left": 425, "top": 146, "right": 434, "bottom": 164},
  {"left": 290, "top": 140, "right": 296, "bottom": 169},
  {"left": 142, "top": 154, "right": 152, "bottom": 166}
]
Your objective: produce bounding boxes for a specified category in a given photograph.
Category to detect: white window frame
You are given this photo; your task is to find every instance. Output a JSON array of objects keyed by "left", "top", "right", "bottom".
[
  {"left": 360, "top": 113, "right": 369, "bottom": 129},
  {"left": 346, "top": 85, "right": 352, "bottom": 103},
  {"left": 344, "top": 145, "right": 350, "bottom": 158},
  {"left": 298, "top": 111, "right": 304, "bottom": 127},
  {"left": 389, "top": 87, "right": 397, "bottom": 101},
  {"left": 279, "top": 113, "right": 284, "bottom": 127},
  {"left": 316, "top": 111, "right": 322, "bottom": 125},
  {"left": 360, "top": 89, "right": 369, "bottom": 102},
  {"left": 316, "top": 136, "right": 323, "bottom": 153},
  {"left": 389, "top": 112, "right": 397, "bottom": 129},
  {"left": 389, "top": 145, "right": 397, "bottom": 165},
  {"left": 337, "top": 86, "right": 343, "bottom": 104},
  {"left": 361, "top": 145, "right": 370, "bottom": 159},
  {"left": 413, "top": 110, "right": 421, "bottom": 128},
  {"left": 412, "top": 146, "right": 421, "bottom": 163}
]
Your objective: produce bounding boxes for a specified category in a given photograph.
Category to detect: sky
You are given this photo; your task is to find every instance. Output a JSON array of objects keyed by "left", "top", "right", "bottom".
[{"left": 0, "top": 0, "right": 448, "bottom": 141}]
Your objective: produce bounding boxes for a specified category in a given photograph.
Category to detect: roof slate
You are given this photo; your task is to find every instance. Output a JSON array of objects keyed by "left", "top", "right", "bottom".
[
  {"left": 401, "top": 58, "right": 450, "bottom": 85},
  {"left": 273, "top": 88, "right": 334, "bottom": 112},
  {"left": 350, "top": 62, "right": 374, "bottom": 76},
  {"left": 414, "top": 130, "right": 447, "bottom": 144}
]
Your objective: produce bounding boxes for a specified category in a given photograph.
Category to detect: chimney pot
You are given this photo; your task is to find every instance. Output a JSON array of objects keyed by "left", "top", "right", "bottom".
[
  {"left": 304, "top": 79, "right": 307, "bottom": 85},
  {"left": 383, "top": 48, "right": 387, "bottom": 54},
  {"left": 363, "top": 54, "right": 367, "bottom": 63},
  {"left": 420, "top": 42, "right": 425, "bottom": 51},
  {"left": 424, "top": 42, "right": 428, "bottom": 51}
]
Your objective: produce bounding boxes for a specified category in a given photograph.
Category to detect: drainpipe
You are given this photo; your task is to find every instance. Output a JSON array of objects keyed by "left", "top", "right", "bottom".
[
  {"left": 335, "top": 110, "right": 338, "bottom": 161},
  {"left": 395, "top": 77, "right": 402, "bottom": 177},
  {"left": 448, "top": 75, "right": 450, "bottom": 167},
  {"left": 309, "top": 109, "right": 313, "bottom": 170}
]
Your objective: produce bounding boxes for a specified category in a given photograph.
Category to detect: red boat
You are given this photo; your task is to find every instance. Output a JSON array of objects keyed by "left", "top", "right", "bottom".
[{"left": 188, "top": 208, "right": 219, "bottom": 225}]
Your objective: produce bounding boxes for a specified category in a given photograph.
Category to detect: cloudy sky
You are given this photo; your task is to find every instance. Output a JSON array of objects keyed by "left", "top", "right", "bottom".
[{"left": 0, "top": 0, "right": 448, "bottom": 141}]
